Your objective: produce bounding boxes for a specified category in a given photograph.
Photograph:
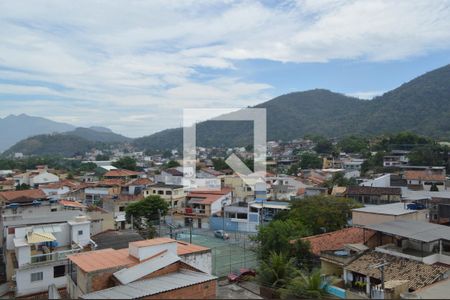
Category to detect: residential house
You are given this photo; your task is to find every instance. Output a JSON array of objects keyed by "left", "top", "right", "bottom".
[
  {"left": 345, "top": 186, "right": 401, "bottom": 205},
  {"left": 84, "top": 179, "right": 123, "bottom": 205},
  {"left": 13, "top": 166, "right": 59, "bottom": 188},
  {"left": 428, "top": 197, "right": 450, "bottom": 225},
  {"left": 143, "top": 183, "right": 186, "bottom": 211},
  {"left": 299, "top": 227, "right": 376, "bottom": 278},
  {"left": 403, "top": 167, "right": 447, "bottom": 191},
  {"left": 173, "top": 189, "right": 232, "bottom": 229},
  {"left": 67, "top": 238, "right": 216, "bottom": 299},
  {"left": 343, "top": 251, "right": 448, "bottom": 297},
  {"left": 39, "top": 179, "right": 80, "bottom": 200},
  {"left": 352, "top": 202, "right": 428, "bottom": 226},
  {"left": 222, "top": 175, "right": 254, "bottom": 202},
  {"left": 0, "top": 178, "right": 15, "bottom": 191},
  {"left": 103, "top": 169, "right": 142, "bottom": 181},
  {"left": 6, "top": 216, "right": 93, "bottom": 297}
]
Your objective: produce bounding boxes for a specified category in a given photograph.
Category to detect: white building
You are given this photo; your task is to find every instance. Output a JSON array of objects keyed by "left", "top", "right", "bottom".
[{"left": 7, "top": 216, "right": 92, "bottom": 297}]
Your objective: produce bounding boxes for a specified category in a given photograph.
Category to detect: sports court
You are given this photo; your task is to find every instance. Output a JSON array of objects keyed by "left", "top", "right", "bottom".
[{"left": 175, "top": 232, "right": 258, "bottom": 277}]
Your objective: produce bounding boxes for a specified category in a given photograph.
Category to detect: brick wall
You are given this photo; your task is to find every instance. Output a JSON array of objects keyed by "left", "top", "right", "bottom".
[{"left": 144, "top": 280, "right": 216, "bottom": 299}]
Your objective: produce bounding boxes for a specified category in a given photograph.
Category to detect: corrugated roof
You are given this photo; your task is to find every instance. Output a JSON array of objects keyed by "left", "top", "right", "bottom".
[
  {"left": 27, "top": 232, "right": 56, "bottom": 244},
  {"left": 365, "top": 220, "right": 450, "bottom": 242},
  {"left": 352, "top": 203, "right": 417, "bottom": 216},
  {"left": 68, "top": 248, "right": 137, "bottom": 273},
  {"left": 81, "top": 270, "right": 217, "bottom": 299},
  {"left": 59, "top": 200, "right": 86, "bottom": 208},
  {"left": 114, "top": 251, "right": 180, "bottom": 285},
  {"left": 69, "top": 240, "right": 210, "bottom": 273}
]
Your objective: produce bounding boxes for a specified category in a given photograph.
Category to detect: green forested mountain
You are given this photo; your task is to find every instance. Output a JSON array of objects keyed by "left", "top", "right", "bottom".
[
  {"left": 133, "top": 64, "right": 450, "bottom": 151},
  {"left": 6, "top": 64, "right": 450, "bottom": 155},
  {"left": 3, "top": 127, "right": 130, "bottom": 157}
]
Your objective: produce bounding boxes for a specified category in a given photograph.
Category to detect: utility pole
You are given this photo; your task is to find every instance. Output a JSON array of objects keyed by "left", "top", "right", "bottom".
[
  {"left": 189, "top": 218, "right": 193, "bottom": 244},
  {"left": 158, "top": 209, "right": 162, "bottom": 237},
  {"left": 369, "top": 261, "right": 389, "bottom": 291}
]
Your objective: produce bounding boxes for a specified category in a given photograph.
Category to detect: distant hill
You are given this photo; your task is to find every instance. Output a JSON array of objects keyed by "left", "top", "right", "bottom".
[
  {"left": 2, "top": 124, "right": 130, "bottom": 157},
  {"left": 0, "top": 114, "right": 75, "bottom": 152},
  {"left": 69, "top": 127, "right": 131, "bottom": 143},
  {"left": 133, "top": 64, "right": 450, "bottom": 151}
]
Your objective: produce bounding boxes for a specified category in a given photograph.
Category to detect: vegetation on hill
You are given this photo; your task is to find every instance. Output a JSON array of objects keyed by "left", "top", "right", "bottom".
[{"left": 132, "top": 64, "right": 450, "bottom": 151}]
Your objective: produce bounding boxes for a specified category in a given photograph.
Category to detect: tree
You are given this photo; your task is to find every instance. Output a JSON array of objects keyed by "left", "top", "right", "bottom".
[
  {"left": 289, "top": 196, "right": 361, "bottom": 235},
  {"left": 125, "top": 196, "right": 169, "bottom": 238},
  {"left": 338, "top": 136, "right": 368, "bottom": 153},
  {"left": 280, "top": 270, "right": 328, "bottom": 299},
  {"left": 95, "top": 154, "right": 110, "bottom": 161},
  {"left": 322, "top": 172, "right": 357, "bottom": 189},
  {"left": 299, "top": 152, "right": 322, "bottom": 169},
  {"left": 113, "top": 157, "right": 137, "bottom": 171},
  {"left": 314, "top": 139, "right": 333, "bottom": 154},
  {"left": 256, "top": 219, "right": 308, "bottom": 260},
  {"left": 257, "top": 252, "right": 298, "bottom": 289},
  {"left": 212, "top": 158, "right": 228, "bottom": 171},
  {"left": 16, "top": 183, "right": 30, "bottom": 190},
  {"left": 166, "top": 160, "right": 180, "bottom": 168},
  {"left": 292, "top": 240, "right": 316, "bottom": 272}
]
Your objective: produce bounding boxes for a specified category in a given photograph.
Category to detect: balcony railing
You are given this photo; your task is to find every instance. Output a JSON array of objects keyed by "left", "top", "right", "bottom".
[{"left": 30, "top": 248, "right": 81, "bottom": 265}]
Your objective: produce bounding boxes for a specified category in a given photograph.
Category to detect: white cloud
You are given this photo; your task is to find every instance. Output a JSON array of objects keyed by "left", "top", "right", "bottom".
[{"left": 0, "top": 0, "right": 450, "bottom": 136}]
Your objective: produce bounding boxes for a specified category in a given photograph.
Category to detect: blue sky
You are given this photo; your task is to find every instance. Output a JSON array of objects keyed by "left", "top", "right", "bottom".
[{"left": 1, "top": 0, "right": 450, "bottom": 137}]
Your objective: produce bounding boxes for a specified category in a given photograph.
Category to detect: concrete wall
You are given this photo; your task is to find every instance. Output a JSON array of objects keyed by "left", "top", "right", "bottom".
[
  {"left": 352, "top": 211, "right": 427, "bottom": 226},
  {"left": 15, "top": 262, "right": 66, "bottom": 297},
  {"left": 181, "top": 252, "right": 212, "bottom": 274},
  {"left": 144, "top": 280, "right": 216, "bottom": 299}
]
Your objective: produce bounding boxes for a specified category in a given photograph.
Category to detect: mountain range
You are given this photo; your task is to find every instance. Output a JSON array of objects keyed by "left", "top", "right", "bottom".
[{"left": 3, "top": 63, "right": 450, "bottom": 156}]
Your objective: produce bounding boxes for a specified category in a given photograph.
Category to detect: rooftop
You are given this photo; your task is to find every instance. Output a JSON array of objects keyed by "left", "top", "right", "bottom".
[
  {"left": 345, "top": 251, "right": 448, "bottom": 291},
  {"left": 300, "top": 227, "right": 376, "bottom": 256},
  {"left": 365, "top": 220, "right": 450, "bottom": 243},
  {"left": 352, "top": 203, "right": 419, "bottom": 216},
  {"left": 404, "top": 170, "right": 445, "bottom": 181},
  {"left": 81, "top": 269, "right": 217, "bottom": 299},
  {"left": 0, "top": 189, "right": 47, "bottom": 203},
  {"left": 346, "top": 186, "right": 401, "bottom": 196},
  {"left": 92, "top": 230, "right": 144, "bottom": 250},
  {"left": 68, "top": 238, "right": 210, "bottom": 273},
  {"left": 104, "top": 169, "right": 142, "bottom": 177}
]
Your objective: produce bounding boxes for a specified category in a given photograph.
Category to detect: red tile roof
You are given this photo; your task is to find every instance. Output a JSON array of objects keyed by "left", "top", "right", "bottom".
[
  {"left": 187, "top": 188, "right": 232, "bottom": 205},
  {"left": 0, "top": 189, "right": 47, "bottom": 203},
  {"left": 404, "top": 170, "right": 446, "bottom": 181},
  {"left": 125, "top": 178, "right": 153, "bottom": 186},
  {"left": 59, "top": 200, "right": 86, "bottom": 209},
  {"left": 299, "top": 227, "right": 376, "bottom": 256},
  {"left": 104, "top": 169, "right": 142, "bottom": 178}
]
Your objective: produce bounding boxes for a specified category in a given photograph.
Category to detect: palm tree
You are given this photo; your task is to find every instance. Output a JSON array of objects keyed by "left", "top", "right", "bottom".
[
  {"left": 280, "top": 269, "right": 328, "bottom": 299},
  {"left": 257, "top": 251, "right": 298, "bottom": 289}
]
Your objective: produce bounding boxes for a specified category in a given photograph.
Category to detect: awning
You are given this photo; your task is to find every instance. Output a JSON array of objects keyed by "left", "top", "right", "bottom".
[{"left": 27, "top": 232, "right": 56, "bottom": 244}]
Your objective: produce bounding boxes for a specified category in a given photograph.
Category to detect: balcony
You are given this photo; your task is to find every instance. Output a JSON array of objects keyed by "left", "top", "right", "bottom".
[{"left": 30, "top": 247, "right": 82, "bottom": 265}]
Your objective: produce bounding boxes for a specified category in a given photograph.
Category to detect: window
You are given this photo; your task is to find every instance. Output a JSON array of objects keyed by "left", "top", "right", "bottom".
[
  {"left": 8, "top": 227, "right": 15, "bottom": 235},
  {"left": 158, "top": 190, "right": 164, "bottom": 195},
  {"left": 51, "top": 208, "right": 57, "bottom": 212},
  {"left": 166, "top": 190, "right": 172, "bottom": 195},
  {"left": 119, "top": 206, "right": 125, "bottom": 212},
  {"left": 78, "top": 230, "right": 83, "bottom": 235},
  {"left": 54, "top": 265, "right": 65, "bottom": 278},
  {"left": 31, "top": 272, "right": 43, "bottom": 282}
]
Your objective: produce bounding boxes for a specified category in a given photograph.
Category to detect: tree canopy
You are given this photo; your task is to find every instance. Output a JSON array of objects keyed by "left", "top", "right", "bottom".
[
  {"left": 113, "top": 156, "right": 138, "bottom": 171},
  {"left": 125, "top": 195, "right": 169, "bottom": 238}
]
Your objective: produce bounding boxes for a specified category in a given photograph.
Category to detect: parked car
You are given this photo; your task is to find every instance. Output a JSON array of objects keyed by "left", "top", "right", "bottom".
[
  {"left": 214, "top": 230, "right": 230, "bottom": 240},
  {"left": 227, "top": 268, "right": 257, "bottom": 283}
]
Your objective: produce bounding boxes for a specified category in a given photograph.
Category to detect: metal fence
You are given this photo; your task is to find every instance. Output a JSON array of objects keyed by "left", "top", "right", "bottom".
[{"left": 172, "top": 229, "right": 259, "bottom": 277}]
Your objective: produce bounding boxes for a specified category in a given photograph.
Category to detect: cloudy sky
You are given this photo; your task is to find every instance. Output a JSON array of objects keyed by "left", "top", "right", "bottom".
[{"left": 1, "top": 0, "right": 450, "bottom": 137}]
